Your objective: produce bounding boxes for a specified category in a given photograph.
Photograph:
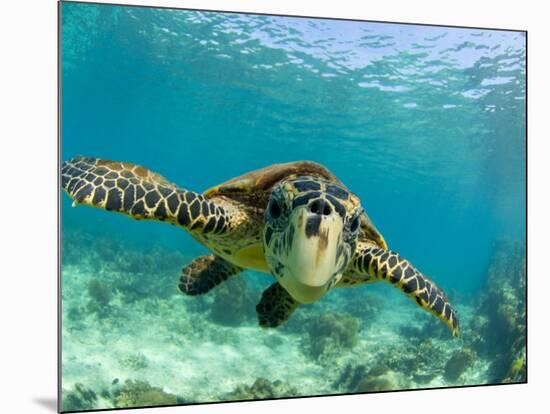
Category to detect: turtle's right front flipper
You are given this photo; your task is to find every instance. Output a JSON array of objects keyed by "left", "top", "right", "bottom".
[{"left": 61, "top": 156, "right": 231, "bottom": 235}]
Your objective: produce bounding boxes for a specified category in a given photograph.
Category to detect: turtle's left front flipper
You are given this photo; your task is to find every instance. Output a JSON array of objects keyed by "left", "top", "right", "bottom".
[
  {"left": 179, "top": 255, "right": 242, "bottom": 295},
  {"left": 61, "top": 156, "right": 231, "bottom": 235},
  {"left": 348, "top": 242, "right": 460, "bottom": 337}
]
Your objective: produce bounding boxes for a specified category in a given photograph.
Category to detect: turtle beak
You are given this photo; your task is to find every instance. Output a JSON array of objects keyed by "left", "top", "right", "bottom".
[{"left": 280, "top": 202, "right": 345, "bottom": 303}]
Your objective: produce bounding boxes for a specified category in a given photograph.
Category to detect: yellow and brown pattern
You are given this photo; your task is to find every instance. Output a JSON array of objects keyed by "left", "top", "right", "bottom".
[
  {"left": 345, "top": 242, "right": 460, "bottom": 336},
  {"left": 61, "top": 156, "right": 231, "bottom": 234}
]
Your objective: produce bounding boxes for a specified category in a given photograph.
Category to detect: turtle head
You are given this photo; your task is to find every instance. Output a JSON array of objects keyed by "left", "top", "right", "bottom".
[{"left": 263, "top": 177, "right": 363, "bottom": 304}]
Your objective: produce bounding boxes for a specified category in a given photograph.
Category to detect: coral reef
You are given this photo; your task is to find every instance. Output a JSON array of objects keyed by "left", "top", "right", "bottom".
[
  {"left": 112, "top": 379, "right": 184, "bottom": 408},
  {"left": 109, "top": 247, "right": 186, "bottom": 303},
  {"left": 334, "top": 363, "right": 368, "bottom": 391},
  {"left": 224, "top": 378, "right": 298, "bottom": 400},
  {"left": 301, "top": 313, "right": 359, "bottom": 362},
  {"left": 60, "top": 227, "right": 527, "bottom": 408},
  {"left": 338, "top": 290, "right": 385, "bottom": 326},
  {"left": 443, "top": 347, "right": 476, "bottom": 382},
  {"left": 62, "top": 231, "right": 95, "bottom": 267},
  {"left": 61, "top": 383, "right": 98, "bottom": 412},
  {"left": 355, "top": 376, "right": 395, "bottom": 393},
  {"left": 209, "top": 276, "right": 257, "bottom": 326},
  {"left": 373, "top": 337, "right": 447, "bottom": 385},
  {"left": 334, "top": 363, "right": 398, "bottom": 393},
  {"left": 86, "top": 278, "right": 112, "bottom": 318},
  {"left": 119, "top": 353, "right": 149, "bottom": 371},
  {"left": 63, "top": 231, "right": 188, "bottom": 303},
  {"left": 65, "top": 303, "right": 85, "bottom": 325},
  {"left": 473, "top": 240, "right": 526, "bottom": 383},
  {"left": 502, "top": 348, "right": 526, "bottom": 383}
]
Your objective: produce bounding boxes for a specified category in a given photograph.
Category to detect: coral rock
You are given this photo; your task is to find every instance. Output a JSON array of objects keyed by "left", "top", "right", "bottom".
[
  {"left": 444, "top": 347, "right": 476, "bottom": 382},
  {"left": 114, "top": 379, "right": 183, "bottom": 408},
  {"left": 209, "top": 276, "right": 256, "bottom": 326},
  {"left": 302, "top": 313, "right": 359, "bottom": 361},
  {"left": 61, "top": 383, "right": 98, "bottom": 411},
  {"left": 355, "top": 376, "right": 394, "bottom": 393},
  {"left": 225, "top": 378, "right": 298, "bottom": 400}
]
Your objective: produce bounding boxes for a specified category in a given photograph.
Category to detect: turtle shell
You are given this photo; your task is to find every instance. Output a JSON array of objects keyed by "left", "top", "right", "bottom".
[
  {"left": 204, "top": 161, "right": 342, "bottom": 209},
  {"left": 203, "top": 161, "right": 387, "bottom": 249}
]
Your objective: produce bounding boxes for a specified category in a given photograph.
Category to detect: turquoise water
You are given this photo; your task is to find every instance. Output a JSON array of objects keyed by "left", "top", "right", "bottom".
[{"left": 60, "top": 2, "right": 526, "bottom": 411}]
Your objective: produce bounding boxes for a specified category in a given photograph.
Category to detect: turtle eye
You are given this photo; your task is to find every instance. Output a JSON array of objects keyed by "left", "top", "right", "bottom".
[
  {"left": 350, "top": 215, "right": 360, "bottom": 233},
  {"left": 269, "top": 199, "right": 281, "bottom": 219}
]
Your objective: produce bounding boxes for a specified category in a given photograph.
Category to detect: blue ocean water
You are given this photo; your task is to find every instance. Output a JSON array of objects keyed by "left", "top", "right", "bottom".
[{"left": 60, "top": 2, "right": 526, "bottom": 409}]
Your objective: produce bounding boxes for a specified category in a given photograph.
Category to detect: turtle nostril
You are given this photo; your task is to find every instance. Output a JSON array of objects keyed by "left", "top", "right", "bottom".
[
  {"left": 308, "top": 199, "right": 332, "bottom": 216},
  {"left": 308, "top": 200, "right": 319, "bottom": 214}
]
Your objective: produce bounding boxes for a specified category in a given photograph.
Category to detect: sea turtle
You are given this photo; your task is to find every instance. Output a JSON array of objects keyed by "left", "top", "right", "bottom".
[{"left": 61, "top": 156, "right": 460, "bottom": 336}]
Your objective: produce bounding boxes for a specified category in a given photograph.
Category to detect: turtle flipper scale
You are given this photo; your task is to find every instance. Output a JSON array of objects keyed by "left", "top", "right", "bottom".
[
  {"left": 179, "top": 255, "right": 242, "bottom": 295},
  {"left": 347, "top": 242, "right": 460, "bottom": 337},
  {"left": 256, "top": 282, "right": 300, "bottom": 328},
  {"left": 61, "top": 156, "right": 231, "bottom": 235}
]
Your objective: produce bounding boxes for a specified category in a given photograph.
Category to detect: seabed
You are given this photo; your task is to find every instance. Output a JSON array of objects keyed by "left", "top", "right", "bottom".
[{"left": 61, "top": 233, "right": 526, "bottom": 411}]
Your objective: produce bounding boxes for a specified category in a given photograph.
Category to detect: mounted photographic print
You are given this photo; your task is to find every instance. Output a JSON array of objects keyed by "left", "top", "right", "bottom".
[{"left": 59, "top": 1, "right": 527, "bottom": 411}]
